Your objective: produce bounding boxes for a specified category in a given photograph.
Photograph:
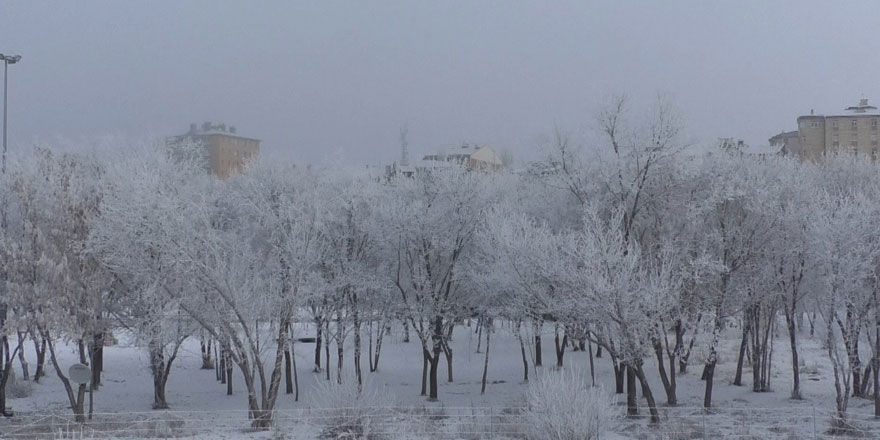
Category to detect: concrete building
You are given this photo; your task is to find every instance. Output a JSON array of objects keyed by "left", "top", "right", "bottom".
[
  {"left": 768, "top": 130, "right": 803, "bottom": 156},
  {"left": 167, "top": 122, "right": 261, "bottom": 178},
  {"left": 795, "top": 99, "right": 880, "bottom": 161}
]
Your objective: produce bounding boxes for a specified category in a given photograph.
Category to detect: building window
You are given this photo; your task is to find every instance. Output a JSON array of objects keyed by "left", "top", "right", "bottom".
[
  {"left": 833, "top": 120, "right": 839, "bottom": 128},
  {"left": 852, "top": 119, "right": 859, "bottom": 128},
  {"left": 833, "top": 141, "right": 840, "bottom": 148},
  {"left": 811, "top": 121, "right": 820, "bottom": 128},
  {"left": 833, "top": 134, "right": 839, "bottom": 142}
]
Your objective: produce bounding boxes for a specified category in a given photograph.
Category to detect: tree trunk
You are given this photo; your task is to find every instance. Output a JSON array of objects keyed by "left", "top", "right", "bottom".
[
  {"left": 91, "top": 332, "right": 103, "bottom": 390},
  {"left": 16, "top": 332, "right": 28, "bottom": 381},
  {"left": 200, "top": 336, "right": 214, "bottom": 370},
  {"left": 428, "top": 317, "right": 443, "bottom": 401},
  {"left": 313, "top": 321, "right": 323, "bottom": 373},
  {"left": 588, "top": 339, "right": 595, "bottom": 387},
  {"left": 420, "top": 348, "right": 428, "bottom": 396},
  {"left": 291, "top": 339, "right": 299, "bottom": 402},
  {"left": 33, "top": 336, "right": 46, "bottom": 383},
  {"left": 633, "top": 364, "right": 660, "bottom": 424},
  {"left": 614, "top": 359, "right": 625, "bottom": 394},
  {"left": 354, "top": 316, "right": 363, "bottom": 388},
  {"left": 703, "top": 356, "right": 716, "bottom": 408},
  {"left": 554, "top": 325, "right": 567, "bottom": 368},
  {"left": 284, "top": 349, "right": 293, "bottom": 394},
  {"left": 226, "top": 352, "right": 234, "bottom": 395},
  {"left": 519, "top": 332, "right": 529, "bottom": 383},
  {"left": 534, "top": 320, "right": 543, "bottom": 366},
  {"left": 733, "top": 315, "right": 750, "bottom": 386},
  {"left": 480, "top": 320, "right": 491, "bottom": 394},
  {"left": 626, "top": 366, "right": 638, "bottom": 416},
  {"left": 220, "top": 348, "right": 227, "bottom": 384},
  {"left": 785, "top": 308, "right": 802, "bottom": 399},
  {"left": 654, "top": 339, "right": 676, "bottom": 405}
]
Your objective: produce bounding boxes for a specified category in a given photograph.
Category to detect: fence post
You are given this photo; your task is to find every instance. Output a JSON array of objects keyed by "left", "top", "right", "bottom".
[
  {"left": 702, "top": 410, "right": 707, "bottom": 440},
  {"left": 812, "top": 406, "right": 817, "bottom": 440}
]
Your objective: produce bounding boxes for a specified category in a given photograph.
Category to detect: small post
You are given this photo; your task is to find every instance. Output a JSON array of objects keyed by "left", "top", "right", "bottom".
[
  {"left": 702, "top": 409, "right": 707, "bottom": 440},
  {"left": 812, "top": 406, "right": 817, "bottom": 439}
]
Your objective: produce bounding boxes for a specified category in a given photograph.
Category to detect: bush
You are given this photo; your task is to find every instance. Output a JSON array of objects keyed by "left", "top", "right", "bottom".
[
  {"left": 312, "top": 377, "right": 390, "bottom": 440},
  {"left": 522, "top": 368, "right": 619, "bottom": 440},
  {"left": 8, "top": 378, "right": 32, "bottom": 398}
]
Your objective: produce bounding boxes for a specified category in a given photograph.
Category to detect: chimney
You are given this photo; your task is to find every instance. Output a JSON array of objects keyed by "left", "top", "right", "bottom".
[
  {"left": 202, "top": 121, "right": 211, "bottom": 132},
  {"left": 229, "top": 126, "right": 236, "bottom": 134},
  {"left": 861, "top": 98, "right": 869, "bottom": 106}
]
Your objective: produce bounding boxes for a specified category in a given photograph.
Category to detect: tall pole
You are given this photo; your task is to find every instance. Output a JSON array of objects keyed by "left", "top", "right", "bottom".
[
  {"left": 2, "top": 59, "right": 7, "bottom": 174},
  {"left": 1, "top": 54, "right": 21, "bottom": 175}
]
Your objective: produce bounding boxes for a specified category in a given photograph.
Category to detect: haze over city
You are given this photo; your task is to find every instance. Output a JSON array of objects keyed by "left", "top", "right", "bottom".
[{"left": 3, "top": 0, "right": 879, "bottom": 164}]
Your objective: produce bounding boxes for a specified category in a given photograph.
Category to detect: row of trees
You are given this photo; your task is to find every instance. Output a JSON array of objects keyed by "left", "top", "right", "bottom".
[{"left": 2, "top": 99, "right": 880, "bottom": 429}]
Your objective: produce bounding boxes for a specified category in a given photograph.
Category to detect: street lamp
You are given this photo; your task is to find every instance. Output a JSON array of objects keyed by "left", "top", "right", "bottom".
[{"left": 0, "top": 53, "right": 21, "bottom": 174}]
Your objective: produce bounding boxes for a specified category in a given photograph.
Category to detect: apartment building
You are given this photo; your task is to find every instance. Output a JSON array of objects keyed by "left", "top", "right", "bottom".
[
  {"left": 167, "top": 122, "right": 261, "bottom": 178},
  {"left": 796, "top": 99, "right": 880, "bottom": 161}
]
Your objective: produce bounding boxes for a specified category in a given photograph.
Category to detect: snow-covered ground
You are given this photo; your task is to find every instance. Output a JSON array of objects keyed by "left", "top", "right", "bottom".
[{"left": 1, "top": 321, "right": 877, "bottom": 439}]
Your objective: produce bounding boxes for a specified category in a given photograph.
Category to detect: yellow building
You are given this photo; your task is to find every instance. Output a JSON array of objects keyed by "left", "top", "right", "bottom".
[
  {"left": 167, "top": 122, "right": 260, "bottom": 178},
  {"left": 796, "top": 99, "right": 880, "bottom": 161}
]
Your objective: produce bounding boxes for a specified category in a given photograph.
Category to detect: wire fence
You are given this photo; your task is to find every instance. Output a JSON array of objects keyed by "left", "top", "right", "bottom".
[{"left": 1, "top": 405, "right": 880, "bottom": 439}]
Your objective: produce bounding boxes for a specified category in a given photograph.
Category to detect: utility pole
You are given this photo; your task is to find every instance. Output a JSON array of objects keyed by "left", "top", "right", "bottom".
[{"left": 1, "top": 53, "right": 22, "bottom": 174}]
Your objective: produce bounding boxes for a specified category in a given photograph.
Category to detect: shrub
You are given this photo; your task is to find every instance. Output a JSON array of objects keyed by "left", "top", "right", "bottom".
[
  {"left": 312, "top": 377, "right": 390, "bottom": 440},
  {"left": 522, "top": 368, "right": 619, "bottom": 440}
]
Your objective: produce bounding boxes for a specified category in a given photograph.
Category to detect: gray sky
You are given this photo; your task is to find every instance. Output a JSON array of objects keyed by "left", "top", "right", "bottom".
[{"left": 2, "top": 1, "right": 878, "bottom": 165}]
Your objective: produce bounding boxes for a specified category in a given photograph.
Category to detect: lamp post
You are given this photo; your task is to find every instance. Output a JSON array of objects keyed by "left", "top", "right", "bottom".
[{"left": 0, "top": 54, "right": 21, "bottom": 174}]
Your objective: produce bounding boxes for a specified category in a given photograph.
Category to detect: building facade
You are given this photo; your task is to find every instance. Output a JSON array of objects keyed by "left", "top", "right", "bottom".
[
  {"left": 167, "top": 122, "right": 261, "bottom": 178},
  {"left": 796, "top": 99, "right": 880, "bottom": 161}
]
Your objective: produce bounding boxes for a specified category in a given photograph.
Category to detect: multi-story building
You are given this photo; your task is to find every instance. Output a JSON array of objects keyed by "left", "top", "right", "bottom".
[
  {"left": 167, "top": 122, "right": 261, "bottom": 178},
  {"left": 796, "top": 99, "right": 880, "bottom": 161}
]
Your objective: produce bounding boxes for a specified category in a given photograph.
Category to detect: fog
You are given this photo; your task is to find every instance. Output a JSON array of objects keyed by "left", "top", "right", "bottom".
[{"left": 2, "top": 0, "right": 878, "bottom": 165}]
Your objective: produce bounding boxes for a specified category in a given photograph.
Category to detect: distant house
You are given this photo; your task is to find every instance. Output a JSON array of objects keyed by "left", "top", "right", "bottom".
[
  {"left": 386, "top": 142, "right": 504, "bottom": 179},
  {"left": 422, "top": 143, "right": 503, "bottom": 172}
]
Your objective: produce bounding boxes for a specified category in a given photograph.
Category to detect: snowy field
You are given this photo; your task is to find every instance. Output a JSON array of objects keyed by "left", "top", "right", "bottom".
[{"left": 1, "top": 320, "right": 877, "bottom": 439}]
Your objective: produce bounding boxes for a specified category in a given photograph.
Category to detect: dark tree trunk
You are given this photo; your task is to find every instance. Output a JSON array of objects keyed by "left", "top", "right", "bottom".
[
  {"left": 785, "top": 308, "right": 802, "bottom": 399},
  {"left": 614, "top": 360, "right": 625, "bottom": 394},
  {"left": 480, "top": 322, "right": 490, "bottom": 394},
  {"left": 428, "top": 317, "right": 443, "bottom": 401},
  {"left": 226, "top": 353, "right": 233, "bottom": 395},
  {"left": 200, "top": 336, "right": 214, "bottom": 370},
  {"left": 633, "top": 364, "right": 660, "bottom": 424},
  {"left": 733, "top": 315, "right": 750, "bottom": 386},
  {"left": 284, "top": 349, "right": 293, "bottom": 394},
  {"left": 596, "top": 344, "right": 602, "bottom": 358},
  {"left": 91, "top": 332, "right": 103, "bottom": 390},
  {"left": 519, "top": 334, "right": 529, "bottom": 382},
  {"left": 313, "top": 322, "right": 323, "bottom": 373},
  {"left": 703, "top": 354, "right": 716, "bottom": 408},
  {"left": 534, "top": 320, "right": 543, "bottom": 366},
  {"left": 33, "top": 336, "right": 46, "bottom": 382},
  {"left": 654, "top": 339, "right": 677, "bottom": 405},
  {"left": 420, "top": 348, "right": 428, "bottom": 396},
  {"left": 220, "top": 349, "right": 227, "bottom": 384},
  {"left": 554, "top": 326, "right": 567, "bottom": 368},
  {"left": 16, "top": 332, "right": 28, "bottom": 381},
  {"left": 626, "top": 366, "right": 638, "bottom": 416}
]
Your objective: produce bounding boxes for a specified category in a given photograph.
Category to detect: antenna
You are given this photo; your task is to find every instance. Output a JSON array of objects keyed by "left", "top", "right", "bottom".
[{"left": 400, "top": 124, "right": 409, "bottom": 166}]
